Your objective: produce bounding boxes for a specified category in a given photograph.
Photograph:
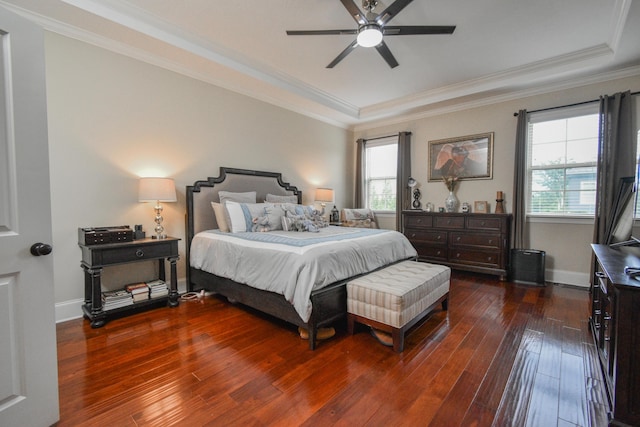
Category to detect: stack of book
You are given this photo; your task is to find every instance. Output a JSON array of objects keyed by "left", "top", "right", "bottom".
[
  {"left": 102, "top": 289, "right": 133, "bottom": 310},
  {"left": 146, "top": 279, "right": 169, "bottom": 299},
  {"left": 125, "top": 282, "right": 150, "bottom": 302}
]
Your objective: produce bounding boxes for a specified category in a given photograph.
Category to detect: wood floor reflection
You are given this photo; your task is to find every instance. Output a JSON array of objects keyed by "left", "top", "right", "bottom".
[{"left": 56, "top": 272, "right": 609, "bottom": 426}]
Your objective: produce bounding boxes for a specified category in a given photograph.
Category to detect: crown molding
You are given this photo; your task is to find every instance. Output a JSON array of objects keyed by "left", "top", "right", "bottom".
[{"left": 352, "top": 64, "right": 640, "bottom": 132}]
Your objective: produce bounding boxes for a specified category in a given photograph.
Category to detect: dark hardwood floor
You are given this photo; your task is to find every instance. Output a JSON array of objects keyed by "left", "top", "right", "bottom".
[{"left": 56, "top": 272, "right": 610, "bottom": 426}]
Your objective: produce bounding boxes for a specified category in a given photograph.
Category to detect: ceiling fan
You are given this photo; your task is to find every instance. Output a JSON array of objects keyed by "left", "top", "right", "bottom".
[{"left": 286, "top": 0, "right": 456, "bottom": 69}]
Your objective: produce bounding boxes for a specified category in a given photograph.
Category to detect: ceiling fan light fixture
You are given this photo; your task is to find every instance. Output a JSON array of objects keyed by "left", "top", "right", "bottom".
[{"left": 357, "top": 24, "right": 383, "bottom": 47}]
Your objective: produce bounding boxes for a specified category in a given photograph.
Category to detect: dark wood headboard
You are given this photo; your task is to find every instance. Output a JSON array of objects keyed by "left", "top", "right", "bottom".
[{"left": 185, "top": 167, "right": 302, "bottom": 272}]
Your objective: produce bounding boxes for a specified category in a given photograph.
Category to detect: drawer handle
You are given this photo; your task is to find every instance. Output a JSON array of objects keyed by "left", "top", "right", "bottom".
[
  {"left": 456, "top": 236, "right": 461, "bottom": 242},
  {"left": 417, "top": 219, "right": 422, "bottom": 223},
  {"left": 480, "top": 221, "right": 485, "bottom": 226},
  {"left": 487, "top": 256, "right": 493, "bottom": 261},
  {"left": 594, "top": 309, "right": 601, "bottom": 314},
  {"left": 136, "top": 249, "right": 144, "bottom": 258},
  {"left": 604, "top": 315, "right": 611, "bottom": 321},
  {"left": 488, "top": 239, "right": 493, "bottom": 244},
  {"left": 595, "top": 272, "right": 605, "bottom": 278},
  {"left": 437, "top": 235, "right": 442, "bottom": 240},
  {"left": 411, "top": 233, "right": 416, "bottom": 238}
]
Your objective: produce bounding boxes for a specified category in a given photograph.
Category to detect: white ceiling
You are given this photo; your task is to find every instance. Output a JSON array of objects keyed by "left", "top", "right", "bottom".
[{"left": 2, "top": 0, "right": 640, "bottom": 129}]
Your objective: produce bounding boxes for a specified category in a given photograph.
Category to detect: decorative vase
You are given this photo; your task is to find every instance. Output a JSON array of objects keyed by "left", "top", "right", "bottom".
[{"left": 445, "top": 191, "right": 459, "bottom": 212}]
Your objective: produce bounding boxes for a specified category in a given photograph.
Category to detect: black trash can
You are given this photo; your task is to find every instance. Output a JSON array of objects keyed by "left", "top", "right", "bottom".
[{"left": 510, "top": 249, "right": 546, "bottom": 285}]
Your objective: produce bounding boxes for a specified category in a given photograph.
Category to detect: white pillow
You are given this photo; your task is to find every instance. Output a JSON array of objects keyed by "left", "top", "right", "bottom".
[
  {"left": 211, "top": 202, "right": 229, "bottom": 232},
  {"left": 218, "top": 191, "right": 256, "bottom": 204},
  {"left": 225, "top": 202, "right": 267, "bottom": 233}
]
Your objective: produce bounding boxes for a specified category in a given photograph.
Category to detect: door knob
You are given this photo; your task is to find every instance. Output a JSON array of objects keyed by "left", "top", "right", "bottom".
[{"left": 30, "top": 243, "right": 52, "bottom": 256}]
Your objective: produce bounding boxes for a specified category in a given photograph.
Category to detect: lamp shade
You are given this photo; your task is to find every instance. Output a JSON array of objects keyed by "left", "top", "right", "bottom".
[
  {"left": 315, "top": 188, "right": 334, "bottom": 203},
  {"left": 138, "top": 177, "right": 177, "bottom": 202}
]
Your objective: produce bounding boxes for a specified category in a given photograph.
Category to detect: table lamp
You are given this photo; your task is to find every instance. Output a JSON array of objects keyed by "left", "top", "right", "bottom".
[
  {"left": 138, "top": 177, "right": 177, "bottom": 239},
  {"left": 315, "top": 188, "right": 334, "bottom": 216}
]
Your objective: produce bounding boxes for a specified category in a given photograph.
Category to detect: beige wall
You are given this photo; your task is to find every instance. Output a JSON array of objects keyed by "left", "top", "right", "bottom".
[
  {"left": 45, "top": 33, "right": 353, "bottom": 320},
  {"left": 355, "top": 75, "right": 640, "bottom": 286}
]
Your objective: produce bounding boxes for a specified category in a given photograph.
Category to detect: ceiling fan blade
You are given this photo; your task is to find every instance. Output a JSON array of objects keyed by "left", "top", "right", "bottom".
[
  {"left": 375, "top": 41, "right": 399, "bottom": 68},
  {"left": 286, "top": 29, "right": 358, "bottom": 36},
  {"left": 340, "top": 0, "right": 368, "bottom": 25},
  {"left": 383, "top": 25, "right": 456, "bottom": 35},
  {"left": 327, "top": 40, "right": 359, "bottom": 68},
  {"left": 375, "top": 0, "right": 414, "bottom": 26}
]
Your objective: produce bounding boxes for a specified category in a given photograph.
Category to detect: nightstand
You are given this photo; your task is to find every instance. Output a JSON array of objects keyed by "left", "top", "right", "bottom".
[{"left": 79, "top": 237, "right": 180, "bottom": 328}]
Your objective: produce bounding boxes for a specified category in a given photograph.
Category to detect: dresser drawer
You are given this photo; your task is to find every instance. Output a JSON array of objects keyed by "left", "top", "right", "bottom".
[
  {"left": 450, "top": 232, "right": 501, "bottom": 248},
  {"left": 414, "top": 244, "right": 448, "bottom": 261},
  {"left": 434, "top": 216, "right": 465, "bottom": 229},
  {"left": 450, "top": 248, "right": 501, "bottom": 267},
  {"left": 467, "top": 216, "right": 504, "bottom": 231},
  {"left": 404, "top": 215, "right": 433, "bottom": 229},
  {"left": 93, "top": 242, "right": 175, "bottom": 266},
  {"left": 404, "top": 229, "right": 447, "bottom": 244}
]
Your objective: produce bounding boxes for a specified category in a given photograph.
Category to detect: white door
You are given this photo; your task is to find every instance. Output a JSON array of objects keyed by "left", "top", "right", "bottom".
[{"left": 0, "top": 5, "right": 59, "bottom": 427}]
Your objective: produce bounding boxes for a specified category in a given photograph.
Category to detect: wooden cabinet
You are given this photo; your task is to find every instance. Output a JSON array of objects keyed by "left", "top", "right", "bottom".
[
  {"left": 402, "top": 211, "right": 511, "bottom": 279},
  {"left": 79, "top": 237, "right": 180, "bottom": 328},
  {"left": 591, "top": 244, "right": 640, "bottom": 426}
]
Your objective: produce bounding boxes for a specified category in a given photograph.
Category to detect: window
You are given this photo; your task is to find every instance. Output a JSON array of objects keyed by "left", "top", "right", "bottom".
[
  {"left": 365, "top": 137, "right": 397, "bottom": 211},
  {"left": 527, "top": 104, "right": 599, "bottom": 216}
]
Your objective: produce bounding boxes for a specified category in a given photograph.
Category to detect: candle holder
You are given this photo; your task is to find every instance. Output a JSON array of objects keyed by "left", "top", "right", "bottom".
[{"left": 495, "top": 191, "right": 505, "bottom": 213}]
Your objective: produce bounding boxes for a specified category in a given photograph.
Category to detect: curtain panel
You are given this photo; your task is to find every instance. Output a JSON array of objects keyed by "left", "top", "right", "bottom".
[
  {"left": 512, "top": 109, "right": 528, "bottom": 249},
  {"left": 593, "top": 91, "right": 635, "bottom": 246},
  {"left": 354, "top": 138, "right": 366, "bottom": 208},
  {"left": 396, "top": 132, "right": 412, "bottom": 231}
]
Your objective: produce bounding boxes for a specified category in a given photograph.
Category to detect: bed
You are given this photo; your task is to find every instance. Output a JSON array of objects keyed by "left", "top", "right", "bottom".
[{"left": 186, "top": 167, "right": 417, "bottom": 349}]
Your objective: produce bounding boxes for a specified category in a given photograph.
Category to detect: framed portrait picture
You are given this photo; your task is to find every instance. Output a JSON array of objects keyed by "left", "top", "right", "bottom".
[
  {"left": 474, "top": 201, "right": 488, "bottom": 213},
  {"left": 428, "top": 132, "right": 494, "bottom": 181}
]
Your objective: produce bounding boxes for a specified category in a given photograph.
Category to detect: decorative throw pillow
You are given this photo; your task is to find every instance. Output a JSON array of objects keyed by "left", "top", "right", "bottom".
[
  {"left": 265, "top": 193, "right": 298, "bottom": 204},
  {"left": 341, "top": 208, "right": 378, "bottom": 229},
  {"left": 225, "top": 201, "right": 267, "bottom": 233},
  {"left": 282, "top": 215, "right": 320, "bottom": 233},
  {"left": 263, "top": 204, "right": 285, "bottom": 231},
  {"left": 211, "top": 202, "right": 230, "bottom": 232},
  {"left": 280, "top": 203, "right": 315, "bottom": 218}
]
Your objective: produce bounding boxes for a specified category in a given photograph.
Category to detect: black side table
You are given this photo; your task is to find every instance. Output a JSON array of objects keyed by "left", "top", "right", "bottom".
[{"left": 79, "top": 237, "right": 180, "bottom": 328}]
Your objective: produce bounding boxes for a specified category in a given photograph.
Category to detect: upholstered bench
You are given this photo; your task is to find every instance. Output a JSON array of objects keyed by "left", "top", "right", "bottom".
[{"left": 347, "top": 260, "right": 450, "bottom": 352}]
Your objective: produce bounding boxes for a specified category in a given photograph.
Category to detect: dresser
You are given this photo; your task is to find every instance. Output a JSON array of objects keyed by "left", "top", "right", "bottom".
[
  {"left": 590, "top": 244, "right": 640, "bottom": 426},
  {"left": 402, "top": 211, "right": 511, "bottom": 279}
]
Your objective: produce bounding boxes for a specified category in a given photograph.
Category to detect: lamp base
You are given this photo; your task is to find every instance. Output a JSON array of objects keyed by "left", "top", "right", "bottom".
[{"left": 152, "top": 234, "right": 167, "bottom": 239}]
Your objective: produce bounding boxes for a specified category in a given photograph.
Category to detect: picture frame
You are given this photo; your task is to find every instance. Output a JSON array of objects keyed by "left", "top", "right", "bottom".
[
  {"left": 474, "top": 201, "right": 488, "bottom": 213},
  {"left": 428, "top": 132, "right": 494, "bottom": 181}
]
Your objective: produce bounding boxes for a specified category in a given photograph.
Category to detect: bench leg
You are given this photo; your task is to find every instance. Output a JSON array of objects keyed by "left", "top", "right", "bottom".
[
  {"left": 392, "top": 328, "right": 404, "bottom": 353},
  {"left": 442, "top": 297, "right": 448, "bottom": 311},
  {"left": 347, "top": 314, "right": 355, "bottom": 335}
]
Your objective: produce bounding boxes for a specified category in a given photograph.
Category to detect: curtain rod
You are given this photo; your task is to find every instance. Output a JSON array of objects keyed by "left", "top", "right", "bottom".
[
  {"left": 513, "top": 91, "right": 640, "bottom": 116},
  {"left": 357, "top": 131, "right": 411, "bottom": 143}
]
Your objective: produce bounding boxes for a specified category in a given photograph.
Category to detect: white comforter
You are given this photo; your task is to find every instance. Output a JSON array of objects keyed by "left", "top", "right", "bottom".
[{"left": 190, "top": 226, "right": 417, "bottom": 322}]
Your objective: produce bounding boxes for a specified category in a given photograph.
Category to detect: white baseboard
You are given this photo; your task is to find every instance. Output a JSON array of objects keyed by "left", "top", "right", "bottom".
[
  {"left": 546, "top": 269, "right": 590, "bottom": 288},
  {"left": 56, "top": 298, "right": 85, "bottom": 323},
  {"left": 55, "top": 278, "right": 189, "bottom": 323}
]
